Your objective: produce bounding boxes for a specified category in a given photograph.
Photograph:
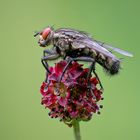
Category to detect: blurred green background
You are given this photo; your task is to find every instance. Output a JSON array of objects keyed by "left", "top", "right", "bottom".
[{"left": 0, "top": 0, "right": 139, "bottom": 140}]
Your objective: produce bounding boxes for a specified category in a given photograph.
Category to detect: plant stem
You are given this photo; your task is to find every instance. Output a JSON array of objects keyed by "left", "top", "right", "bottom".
[{"left": 73, "top": 120, "right": 81, "bottom": 140}]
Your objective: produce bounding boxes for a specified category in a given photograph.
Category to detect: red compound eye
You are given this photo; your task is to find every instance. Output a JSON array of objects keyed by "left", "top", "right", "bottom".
[{"left": 42, "top": 28, "right": 51, "bottom": 40}]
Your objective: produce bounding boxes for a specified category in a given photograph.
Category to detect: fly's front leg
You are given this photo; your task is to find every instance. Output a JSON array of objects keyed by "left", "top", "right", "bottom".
[
  {"left": 43, "top": 49, "right": 57, "bottom": 57},
  {"left": 41, "top": 53, "right": 60, "bottom": 82},
  {"left": 41, "top": 53, "right": 60, "bottom": 71},
  {"left": 42, "top": 49, "right": 58, "bottom": 70},
  {"left": 43, "top": 49, "right": 57, "bottom": 67}
]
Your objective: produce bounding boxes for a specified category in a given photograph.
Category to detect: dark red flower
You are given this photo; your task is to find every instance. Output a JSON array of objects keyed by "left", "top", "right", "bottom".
[{"left": 40, "top": 60, "right": 103, "bottom": 126}]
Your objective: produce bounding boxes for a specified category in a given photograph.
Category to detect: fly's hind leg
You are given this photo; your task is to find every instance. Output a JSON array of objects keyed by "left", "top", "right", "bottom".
[
  {"left": 59, "top": 56, "right": 103, "bottom": 97},
  {"left": 58, "top": 56, "right": 95, "bottom": 82},
  {"left": 87, "top": 62, "right": 104, "bottom": 91}
]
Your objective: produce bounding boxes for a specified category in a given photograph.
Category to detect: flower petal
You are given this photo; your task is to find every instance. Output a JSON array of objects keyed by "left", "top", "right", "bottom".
[{"left": 58, "top": 97, "right": 67, "bottom": 107}]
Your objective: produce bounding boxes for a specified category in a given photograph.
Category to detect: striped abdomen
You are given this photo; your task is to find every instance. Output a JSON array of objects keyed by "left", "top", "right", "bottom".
[
  {"left": 83, "top": 47, "right": 121, "bottom": 75},
  {"left": 95, "top": 53, "right": 120, "bottom": 75}
]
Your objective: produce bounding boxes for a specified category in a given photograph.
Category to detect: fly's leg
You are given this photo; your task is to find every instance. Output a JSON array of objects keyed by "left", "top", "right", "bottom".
[
  {"left": 43, "top": 49, "right": 57, "bottom": 72},
  {"left": 58, "top": 56, "right": 94, "bottom": 82},
  {"left": 73, "top": 57, "right": 103, "bottom": 91},
  {"left": 87, "top": 62, "right": 104, "bottom": 91},
  {"left": 58, "top": 56, "right": 95, "bottom": 98},
  {"left": 42, "top": 49, "right": 59, "bottom": 80},
  {"left": 58, "top": 57, "right": 73, "bottom": 82},
  {"left": 59, "top": 56, "right": 103, "bottom": 97},
  {"left": 41, "top": 51, "right": 60, "bottom": 82},
  {"left": 43, "top": 48, "right": 59, "bottom": 56},
  {"left": 41, "top": 53, "right": 60, "bottom": 71},
  {"left": 59, "top": 57, "right": 95, "bottom": 82},
  {"left": 59, "top": 56, "right": 95, "bottom": 82},
  {"left": 93, "top": 69, "right": 103, "bottom": 91}
]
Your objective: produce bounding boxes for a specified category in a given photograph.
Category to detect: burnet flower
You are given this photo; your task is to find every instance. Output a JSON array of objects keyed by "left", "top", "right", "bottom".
[{"left": 40, "top": 61, "right": 103, "bottom": 128}]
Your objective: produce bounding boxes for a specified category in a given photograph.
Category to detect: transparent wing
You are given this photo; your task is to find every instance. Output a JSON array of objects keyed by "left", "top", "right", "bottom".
[
  {"left": 95, "top": 40, "right": 133, "bottom": 57},
  {"left": 72, "top": 38, "right": 117, "bottom": 59},
  {"left": 55, "top": 28, "right": 91, "bottom": 38}
]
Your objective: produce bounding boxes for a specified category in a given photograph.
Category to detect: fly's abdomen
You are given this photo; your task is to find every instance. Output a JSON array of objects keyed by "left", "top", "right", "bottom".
[
  {"left": 106, "top": 58, "right": 120, "bottom": 75},
  {"left": 92, "top": 52, "right": 121, "bottom": 75}
]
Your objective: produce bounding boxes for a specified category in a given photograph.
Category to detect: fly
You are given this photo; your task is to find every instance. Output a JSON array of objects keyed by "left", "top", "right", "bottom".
[{"left": 34, "top": 26, "right": 133, "bottom": 90}]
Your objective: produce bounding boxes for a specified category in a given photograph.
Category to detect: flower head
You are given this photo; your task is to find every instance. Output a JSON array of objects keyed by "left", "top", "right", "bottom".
[{"left": 40, "top": 61, "right": 103, "bottom": 126}]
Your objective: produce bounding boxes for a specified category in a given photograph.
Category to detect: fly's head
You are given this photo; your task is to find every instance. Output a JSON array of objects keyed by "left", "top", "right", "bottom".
[{"left": 34, "top": 27, "right": 54, "bottom": 47}]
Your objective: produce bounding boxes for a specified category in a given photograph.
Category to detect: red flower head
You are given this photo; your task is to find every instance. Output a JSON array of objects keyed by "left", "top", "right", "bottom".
[{"left": 40, "top": 61, "right": 103, "bottom": 127}]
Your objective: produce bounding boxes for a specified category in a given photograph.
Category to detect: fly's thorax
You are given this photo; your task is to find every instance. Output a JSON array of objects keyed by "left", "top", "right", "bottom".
[{"left": 52, "top": 36, "right": 71, "bottom": 53}]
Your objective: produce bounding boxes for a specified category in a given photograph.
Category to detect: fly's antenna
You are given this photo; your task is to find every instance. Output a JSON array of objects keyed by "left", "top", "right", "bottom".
[{"left": 34, "top": 31, "right": 40, "bottom": 37}]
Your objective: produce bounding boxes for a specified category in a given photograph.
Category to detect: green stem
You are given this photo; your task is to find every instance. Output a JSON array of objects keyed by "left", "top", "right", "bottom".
[{"left": 73, "top": 120, "right": 81, "bottom": 140}]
